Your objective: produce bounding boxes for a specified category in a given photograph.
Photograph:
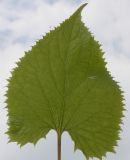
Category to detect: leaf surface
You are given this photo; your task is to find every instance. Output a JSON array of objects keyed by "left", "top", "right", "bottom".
[{"left": 6, "top": 4, "right": 124, "bottom": 159}]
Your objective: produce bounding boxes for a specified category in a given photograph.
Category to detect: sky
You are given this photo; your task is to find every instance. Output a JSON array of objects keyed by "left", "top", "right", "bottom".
[{"left": 0, "top": 0, "right": 130, "bottom": 160}]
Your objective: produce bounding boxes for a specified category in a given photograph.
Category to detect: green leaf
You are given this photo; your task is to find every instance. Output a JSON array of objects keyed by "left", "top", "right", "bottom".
[{"left": 6, "top": 3, "right": 124, "bottom": 159}]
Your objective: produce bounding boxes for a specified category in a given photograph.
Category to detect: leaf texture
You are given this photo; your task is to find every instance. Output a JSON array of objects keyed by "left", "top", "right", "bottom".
[{"left": 6, "top": 4, "right": 124, "bottom": 159}]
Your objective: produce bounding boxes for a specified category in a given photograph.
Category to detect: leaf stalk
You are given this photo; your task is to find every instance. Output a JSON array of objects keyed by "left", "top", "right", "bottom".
[{"left": 57, "top": 131, "right": 62, "bottom": 160}]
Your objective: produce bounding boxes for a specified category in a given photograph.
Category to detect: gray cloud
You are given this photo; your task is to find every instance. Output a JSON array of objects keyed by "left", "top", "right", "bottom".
[{"left": 0, "top": 0, "right": 130, "bottom": 160}]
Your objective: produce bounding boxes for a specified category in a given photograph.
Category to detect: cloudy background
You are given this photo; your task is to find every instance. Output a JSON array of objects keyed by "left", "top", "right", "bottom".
[{"left": 0, "top": 0, "right": 130, "bottom": 159}]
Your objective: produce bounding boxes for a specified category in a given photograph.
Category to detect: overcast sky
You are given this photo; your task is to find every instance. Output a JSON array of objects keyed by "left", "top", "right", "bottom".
[{"left": 0, "top": 0, "right": 130, "bottom": 160}]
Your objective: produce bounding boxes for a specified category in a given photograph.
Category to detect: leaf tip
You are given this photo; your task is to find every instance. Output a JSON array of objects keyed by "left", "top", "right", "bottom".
[
  {"left": 74, "top": 3, "right": 87, "bottom": 16},
  {"left": 79, "top": 3, "right": 87, "bottom": 11}
]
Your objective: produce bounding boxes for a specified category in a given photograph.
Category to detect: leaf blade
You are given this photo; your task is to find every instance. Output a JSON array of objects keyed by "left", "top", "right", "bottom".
[{"left": 6, "top": 3, "right": 124, "bottom": 159}]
